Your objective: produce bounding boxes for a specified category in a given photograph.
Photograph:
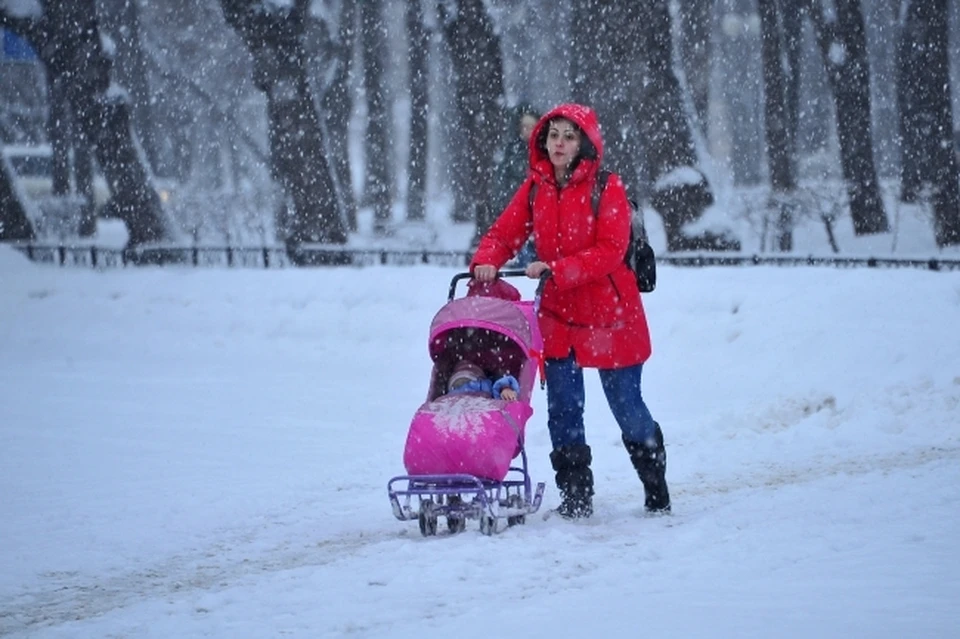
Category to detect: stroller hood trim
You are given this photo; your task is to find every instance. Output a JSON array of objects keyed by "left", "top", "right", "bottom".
[{"left": 427, "top": 296, "right": 542, "bottom": 362}]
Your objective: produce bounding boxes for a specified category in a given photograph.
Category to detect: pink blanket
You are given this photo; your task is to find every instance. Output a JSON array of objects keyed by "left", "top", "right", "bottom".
[{"left": 403, "top": 395, "right": 533, "bottom": 481}]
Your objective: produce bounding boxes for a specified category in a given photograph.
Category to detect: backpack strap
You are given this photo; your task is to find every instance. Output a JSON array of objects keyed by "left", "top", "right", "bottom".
[
  {"left": 591, "top": 169, "right": 612, "bottom": 217},
  {"left": 594, "top": 169, "right": 648, "bottom": 243}
]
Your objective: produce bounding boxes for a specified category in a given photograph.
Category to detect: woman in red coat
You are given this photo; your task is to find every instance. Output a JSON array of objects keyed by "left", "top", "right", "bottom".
[{"left": 471, "top": 103, "right": 670, "bottom": 518}]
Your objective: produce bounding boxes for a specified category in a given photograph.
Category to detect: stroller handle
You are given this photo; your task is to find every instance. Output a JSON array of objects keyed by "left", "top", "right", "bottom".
[{"left": 448, "top": 269, "right": 552, "bottom": 303}]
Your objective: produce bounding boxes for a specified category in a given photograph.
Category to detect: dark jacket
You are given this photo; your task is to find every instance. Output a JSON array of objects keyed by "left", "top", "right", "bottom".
[{"left": 492, "top": 104, "right": 540, "bottom": 214}]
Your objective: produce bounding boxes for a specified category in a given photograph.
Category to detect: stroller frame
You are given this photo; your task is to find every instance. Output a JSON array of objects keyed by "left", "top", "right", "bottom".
[
  {"left": 387, "top": 446, "right": 545, "bottom": 536},
  {"left": 388, "top": 270, "right": 549, "bottom": 536}
]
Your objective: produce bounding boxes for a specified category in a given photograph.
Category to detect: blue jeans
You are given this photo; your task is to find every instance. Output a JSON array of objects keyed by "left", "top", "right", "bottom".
[{"left": 545, "top": 354, "right": 656, "bottom": 450}]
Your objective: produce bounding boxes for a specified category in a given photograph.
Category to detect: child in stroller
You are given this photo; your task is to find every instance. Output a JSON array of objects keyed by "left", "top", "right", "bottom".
[
  {"left": 446, "top": 359, "right": 519, "bottom": 400},
  {"left": 403, "top": 325, "right": 531, "bottom": 482},
  {"left": 387, "top": 271, "right": 547, "bottom": 536}
]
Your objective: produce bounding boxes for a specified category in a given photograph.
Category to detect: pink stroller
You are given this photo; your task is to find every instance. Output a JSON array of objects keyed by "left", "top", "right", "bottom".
[{"left": 388, "top": 271, "right": 547, "bottom": 536}]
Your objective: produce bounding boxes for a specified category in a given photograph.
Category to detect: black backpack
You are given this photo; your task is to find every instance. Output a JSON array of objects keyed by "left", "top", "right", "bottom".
[{"left": 528, "top": 169, "right": 657, "bottom": 293}]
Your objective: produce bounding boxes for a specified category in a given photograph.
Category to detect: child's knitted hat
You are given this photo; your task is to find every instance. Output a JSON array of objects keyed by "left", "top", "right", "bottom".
[{"left": 448, "top": 360, "right": 484, "bottom": 391}]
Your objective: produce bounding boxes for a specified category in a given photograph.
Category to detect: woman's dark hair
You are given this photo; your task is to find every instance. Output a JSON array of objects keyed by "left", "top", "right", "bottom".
[{"left": 578, "top": 135, "right": 598, "bottom": 161}]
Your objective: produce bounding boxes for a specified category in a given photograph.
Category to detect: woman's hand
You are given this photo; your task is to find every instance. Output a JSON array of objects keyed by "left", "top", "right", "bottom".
[
  {"left": 499, "top": 388, "right": 518, "bottom": 401},
  {"left": 525, "top": 261, "right": 550, "bottom": 279},
  {"left": 473, "top": 264, "right": 498, "bottom": 282}
]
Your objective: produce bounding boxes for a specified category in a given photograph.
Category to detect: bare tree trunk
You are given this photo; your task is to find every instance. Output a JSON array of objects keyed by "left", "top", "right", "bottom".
[
  {"left": 782, "top": 3, "right": 802, "bottom": 159},
  {"left": 1, "top": 0, "right": 171, "bottom": 248},
  {"left": 320, "top": 0, "right": 358, "bottom": 231},
  {"left": 896, "top": 3, "right": 924, "bottom": 203},
  {"left": 867, "top": 0, "right": 900, "bottom": 178},
  {"left": 509, "top": 0, "right": 571, "bottom": 108},
  {"left": 897, "top": 0, "right": 960, "bottom": 246},
  {"left": 220, "top": 0, "right": 347, "bottom": 253},
  {"left": 678, "top": 0, "right": 712, "bottom": 131},
  {"left": 406, "top": 0, "right": 429, "bottom": 222},
  {"left": 101, "top": 0, "right": 159, "bottom": 173},
  {"left": 47, "top": 74, "right": 72, "bottom": 199},
  {"left": 640, "top": 0, "right": 732, "bottom": 251},
  {"left": 47, "top": 72, "right": 98, "bottom": 238},
  {"left": 437, "top": 0, "right": 506, "bottom": 240},
  {"left": 571, "top": 0, "right": 643, "bottom": 179},
  {"left": 638, "top": 0, "right": 699, "bottom": 189},
  {"left": 360, "top": 0, "right": 392, "bottom": 234},
  {"left": 758, "top": 0, "right": 799, "bottom": 251},
  {"left": 0, "top": 154, "right": 35, "bottom": 241},
  {"left": 718, "top": 5, "right": 765, "bottom": 186},
  {"left": 50, "top": 0, "right": 167, "bottom": 247},
  {"left": 807, "top": 0, "right": 889, "bottom": 235},
  {"left": 74, "top": 135, "right": 96, "bottom": 236},
  {"left": 94, "top": 98, "right": 171, "bottom": 245}
]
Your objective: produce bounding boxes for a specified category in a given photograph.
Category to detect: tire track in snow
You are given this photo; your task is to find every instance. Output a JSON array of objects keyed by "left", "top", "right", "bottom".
[
  {"left": 2, "top": 443, "right": 958, "bottom": 634},
  {"left": 0, "top": 527, "right": 406, "bottom": 635},
  {"left": 678, "top": 443, "right": 960, "bottom": 499}
]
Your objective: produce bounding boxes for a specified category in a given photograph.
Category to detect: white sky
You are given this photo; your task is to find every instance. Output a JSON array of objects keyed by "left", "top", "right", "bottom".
[{"left": 1, "top": 209, "right": 958, "bottom": 637}]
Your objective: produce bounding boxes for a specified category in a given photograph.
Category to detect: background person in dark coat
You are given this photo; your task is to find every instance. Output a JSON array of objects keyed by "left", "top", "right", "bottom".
[{"left": 473, "top": 103, "right": 541, "bottom": 258}]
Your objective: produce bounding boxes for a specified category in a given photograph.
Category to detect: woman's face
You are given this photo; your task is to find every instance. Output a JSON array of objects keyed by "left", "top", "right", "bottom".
[{"left": 546, "top": 118, "right": 582, "bottom": 174}]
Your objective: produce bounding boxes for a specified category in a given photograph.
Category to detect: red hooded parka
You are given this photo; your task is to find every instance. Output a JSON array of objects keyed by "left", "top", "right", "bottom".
[{"left": 470, "top": 103, "right": 652, "bottom": 369}]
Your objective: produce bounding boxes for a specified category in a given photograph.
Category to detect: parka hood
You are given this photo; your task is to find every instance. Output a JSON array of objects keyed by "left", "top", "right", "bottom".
[{"left": 528, "top": 103, "right": 604, "bottom": 178}]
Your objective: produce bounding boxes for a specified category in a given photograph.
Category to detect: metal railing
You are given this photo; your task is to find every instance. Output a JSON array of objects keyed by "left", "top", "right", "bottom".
[{"left": 6, "top": 242, "right": 960, "bottom": 272}]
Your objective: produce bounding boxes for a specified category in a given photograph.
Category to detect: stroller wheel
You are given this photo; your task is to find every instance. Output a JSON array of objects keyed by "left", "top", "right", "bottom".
[
  {"left": 506, "top": 494, "right": 526, "bottom": 527},
  {"left": 447, "top": 515, "right": 467, "bottom": 534},
  {"left": 479, "top": 513, "right": 498, "bottom": 536},
  {"left": 418, "top": 500, "right": 438, "bottom": 537},
  {"left": 446, "top": 495, "right": 467, "bottom": 534}
]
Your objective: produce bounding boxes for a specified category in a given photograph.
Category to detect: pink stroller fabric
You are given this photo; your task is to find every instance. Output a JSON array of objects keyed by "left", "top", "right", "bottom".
[
  {"left": 403, "top": 292, "right": 543, "bottom": 481},
  {"left": 403, "top": 395, "right": 533, "bottom": 480}
]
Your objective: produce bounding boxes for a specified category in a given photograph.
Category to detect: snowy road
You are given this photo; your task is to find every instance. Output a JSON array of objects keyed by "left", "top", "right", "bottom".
[{"left": 2, "top": 251, "right": 958, "bottom": 637}]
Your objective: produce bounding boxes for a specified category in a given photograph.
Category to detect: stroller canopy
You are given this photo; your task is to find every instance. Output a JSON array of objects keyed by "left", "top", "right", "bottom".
[{"left": 428, "top": 296, "right": 541, "bottom": 362}]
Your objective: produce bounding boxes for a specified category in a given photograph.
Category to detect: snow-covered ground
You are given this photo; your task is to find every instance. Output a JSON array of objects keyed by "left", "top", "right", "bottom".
[{"left": 1, "top": 233, "right": 959, "bottom": 638}]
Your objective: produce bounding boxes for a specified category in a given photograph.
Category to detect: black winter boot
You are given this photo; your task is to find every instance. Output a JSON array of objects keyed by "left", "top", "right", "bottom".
[
  {"left": 549, "top": 444, "right": 595, "bottom": 519},
  {"left": 623, "top": 423, "right": 671, "bottom": 513}
]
